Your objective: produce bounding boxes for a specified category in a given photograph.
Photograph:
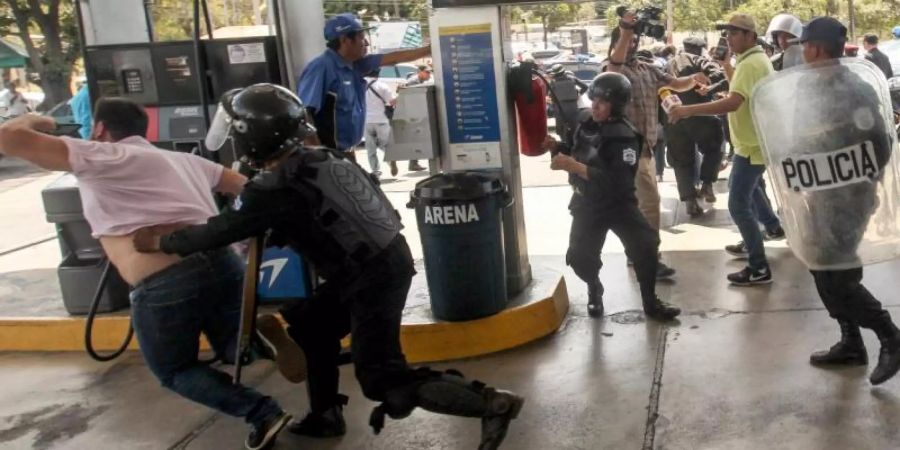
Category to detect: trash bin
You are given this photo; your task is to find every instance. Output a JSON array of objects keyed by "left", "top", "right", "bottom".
[
  {"left": 409, "top": 172, "right": 512, "bottom": 321},
  {"left": 42, "top": 174, "right": 129, "bottom": 315}
]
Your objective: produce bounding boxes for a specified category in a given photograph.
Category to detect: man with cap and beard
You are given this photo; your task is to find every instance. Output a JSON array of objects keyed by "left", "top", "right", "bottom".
[
  {"left": 664, "top": 36, "right": 729, "bottom": 216},
  {"left": 788, "top": 17, "right": 900, "bottom": 385}
]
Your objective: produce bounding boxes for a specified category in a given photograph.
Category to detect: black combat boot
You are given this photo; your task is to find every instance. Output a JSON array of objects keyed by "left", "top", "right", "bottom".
[
  {"left": 371, "top": 370, "right": 524, "bottom": 450},
  {"left": 870, "top": 322, "right": 900, "bottom": 385},
  {"left": 684, "top": 198, "right": 703, "bottom": 217},
  {"left": 587, "top": 280, "right": 604, "bottom": 318},
  {"left": 809, "top": 320, "right": 867, "bottom": 367},
  {"left": 287, "top": 394, "right": 348, "bottom": 437},
  {"left": 643, "top": 296, "right": 681, "bottom": 321}
]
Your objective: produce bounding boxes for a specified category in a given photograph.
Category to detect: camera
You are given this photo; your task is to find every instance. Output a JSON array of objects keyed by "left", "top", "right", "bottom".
[{"left": 616, "top": 5, "right": 666, "bottom": 40}]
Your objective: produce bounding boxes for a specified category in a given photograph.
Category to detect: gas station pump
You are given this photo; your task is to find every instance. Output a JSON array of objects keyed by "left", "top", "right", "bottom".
[{"left": 423, "top": 0, "right": 585, "bottom": 296}]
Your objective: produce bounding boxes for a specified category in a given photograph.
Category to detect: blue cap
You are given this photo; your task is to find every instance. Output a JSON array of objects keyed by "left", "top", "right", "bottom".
[
  {"left": 324, "top": 13, "right": 373, "bottom": 41},
  {"left": 789, "top": 17, "right": 847, "bottom": 45}
]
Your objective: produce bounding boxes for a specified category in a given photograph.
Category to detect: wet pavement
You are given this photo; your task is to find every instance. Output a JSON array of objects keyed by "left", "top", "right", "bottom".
[{"left": 2, "top": 157, "right": 900, "bottom": 449}]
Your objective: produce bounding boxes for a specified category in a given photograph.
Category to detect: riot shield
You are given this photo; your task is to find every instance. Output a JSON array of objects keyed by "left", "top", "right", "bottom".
[{"left": 751, "top": 59, "right": 900, "bottom": 270}]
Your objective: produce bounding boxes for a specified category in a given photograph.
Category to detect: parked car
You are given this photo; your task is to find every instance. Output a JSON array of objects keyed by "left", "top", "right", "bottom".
[
  {"left": 881, "top": 40, "right": 900, "bottom": 112},
  {"left": 376, "top": 63, "right": 419, "bottom": 93},
  {"left": 550, "top": 61, "right": 604, "bottom": 83}
]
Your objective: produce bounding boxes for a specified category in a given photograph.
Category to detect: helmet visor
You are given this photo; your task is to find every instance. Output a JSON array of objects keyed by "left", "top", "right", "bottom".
[{"left": 204, "top": 105, "right": 233, "bottom": 151}]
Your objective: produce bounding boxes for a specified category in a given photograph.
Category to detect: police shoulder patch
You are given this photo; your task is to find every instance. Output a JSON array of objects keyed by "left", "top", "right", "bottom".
[
  {"left": 622, "top": 148, "right": 637, "bottom": 165},
  {"left": 233, "top": 195, "right": 243, "bottom": 211}
]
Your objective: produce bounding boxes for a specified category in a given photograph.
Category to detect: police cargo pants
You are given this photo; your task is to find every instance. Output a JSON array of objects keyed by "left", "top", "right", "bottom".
[
  {"left": 567, "top": 202, "right": 660, "bottom": 303},
  {"left": 665, "top": 117, "right": 724, "bottom": 200},
  {"left": 279, "top": 240, "right": 416, "bottom": 412},
  {"left": 811, "top": 268, "right": 895, "bottom": 330}
]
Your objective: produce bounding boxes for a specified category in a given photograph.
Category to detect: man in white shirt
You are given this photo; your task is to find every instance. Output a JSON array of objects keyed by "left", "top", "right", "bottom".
[
  {"left": 364, "top": 75, "right": 395, "bottom": 178},
  {"left": 0, "top": 81, "right": 30, "bottom": 118},
  {"left": 0, "top": 98, "right": 303, "bottom": 450}
]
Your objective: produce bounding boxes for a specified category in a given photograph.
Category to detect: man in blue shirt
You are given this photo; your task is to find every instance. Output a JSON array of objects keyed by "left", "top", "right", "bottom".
[
  {"left": 298, "top": 13, "right": 430, "bottom": 161},
  {"left": 69, "top": 83, "right": 93, "bottom": 139}
]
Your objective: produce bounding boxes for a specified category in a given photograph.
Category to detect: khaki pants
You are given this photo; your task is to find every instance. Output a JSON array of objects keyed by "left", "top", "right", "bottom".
[{"left": 635, "top": 154, "right": 661, "bottom": 230}]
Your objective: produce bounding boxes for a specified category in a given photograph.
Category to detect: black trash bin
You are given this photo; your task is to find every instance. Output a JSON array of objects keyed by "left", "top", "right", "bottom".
[
  {"left": 42, "top": 174, "right": 129, "bottom": 315},
  {"left": 409, "top": 172, "right": 512, "bottom": 321}
]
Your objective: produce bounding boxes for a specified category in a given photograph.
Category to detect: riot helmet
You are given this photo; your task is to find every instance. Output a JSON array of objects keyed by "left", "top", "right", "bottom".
[
  {"left": 766, "top": 14, "right": 803, "bottom": 44},
  {"left": 205, "top": 83, "right": 315, "bottom": 165},
  {"left": 893, "top": 25, "right": 900, "bottom": 38},
  {"left": 587, "top": 72, "right": 631, "bottom": 116}
]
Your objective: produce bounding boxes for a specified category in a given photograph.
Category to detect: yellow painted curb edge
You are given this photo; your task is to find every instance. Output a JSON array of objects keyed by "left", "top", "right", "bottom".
[
  {"left": 0, "top": 276, "right": 570, "bottom": 363},
  {"left": 402, "top": 276, "right": 569, "bottom": 363}
]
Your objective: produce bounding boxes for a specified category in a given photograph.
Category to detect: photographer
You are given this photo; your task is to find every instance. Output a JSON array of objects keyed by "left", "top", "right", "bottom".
[
  {"left": 543, "top": 73, "right": 680, "bottom": 321},
  {"left": 605, "top": 8, "right": 710, "bottom": 279}
]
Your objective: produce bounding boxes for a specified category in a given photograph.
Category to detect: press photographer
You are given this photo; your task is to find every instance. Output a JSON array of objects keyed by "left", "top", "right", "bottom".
[{"left": 603, "top": 6, "right": 710, "bottom": 279}]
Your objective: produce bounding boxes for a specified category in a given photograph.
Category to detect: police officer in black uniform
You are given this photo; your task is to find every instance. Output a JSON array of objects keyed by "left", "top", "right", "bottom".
[
  {"left": 664, "top": 37, "right": 729, "bottom": 216},
  {"left": 134, "top": 84, "right": 525, "bottom": 449},
  {"left": 543, "top": 73, "right": 681, "bottom": 321},
  {"left": 789, "top": 18, "right": 900, "bottom": 385}
]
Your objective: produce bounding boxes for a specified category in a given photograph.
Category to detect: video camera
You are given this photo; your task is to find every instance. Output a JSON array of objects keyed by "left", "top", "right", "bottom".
[{"left": 616, "top": 5, "right": 666, "bottom": 40}]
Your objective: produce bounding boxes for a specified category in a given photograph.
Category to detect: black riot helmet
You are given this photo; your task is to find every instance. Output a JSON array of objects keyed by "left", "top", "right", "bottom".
[
  {"left": 587, "top": 72, "right": 632, "bottom": 116},
  {"left": 205, "top": 83, "right": 315, "bottom": 165}
]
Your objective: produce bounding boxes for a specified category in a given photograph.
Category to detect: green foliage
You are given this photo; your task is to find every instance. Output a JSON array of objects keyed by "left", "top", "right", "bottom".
[{"left": 1, "top": 0, "right": 80, "bottom": 108}]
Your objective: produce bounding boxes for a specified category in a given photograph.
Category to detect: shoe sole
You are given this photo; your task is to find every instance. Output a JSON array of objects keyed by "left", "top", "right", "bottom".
[
  {"left": 257, "top": 315, "right": 307, "bottom": 384},
  {"left": 728, "top": 278, "right": 773, "bottom": 286},
  {"left": 809, "top": 358, "right": 868, "bottom": 367},
  {"left": 247, "top": 413, "right": 291, "bottom": 450}
]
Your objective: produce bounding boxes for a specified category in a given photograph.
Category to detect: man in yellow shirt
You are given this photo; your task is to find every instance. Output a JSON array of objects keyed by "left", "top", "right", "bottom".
[{"left": 669, "top": 14, "right": 778, "bottom": 286}]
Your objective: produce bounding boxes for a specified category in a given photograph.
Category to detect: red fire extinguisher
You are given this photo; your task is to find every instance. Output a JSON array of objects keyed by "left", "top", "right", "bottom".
[{"left": 513, "top": 75, "right": 548, "bottom": 157}]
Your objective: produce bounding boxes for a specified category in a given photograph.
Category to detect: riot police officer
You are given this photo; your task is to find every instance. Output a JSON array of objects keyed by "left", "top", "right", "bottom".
[
  {"left": 134, "top": 84, "right": 525, "bottom": 449},
  {"left": 543, "top": 73, "right": 681, "bottom": 321},
  {"left": 664, "top": 36, "right": 728, "bottom": 216}
]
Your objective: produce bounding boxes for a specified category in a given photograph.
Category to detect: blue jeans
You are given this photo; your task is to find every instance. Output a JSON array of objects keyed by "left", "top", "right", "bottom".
[
  {"left": 751, "top": 177, "right": 781, "bottom": 231},
  {"left": 728, "top": 155, "right": 776, "bottom": 270},
  {"left": 130, "top": 248, "right": 281, "bottom": 427}
]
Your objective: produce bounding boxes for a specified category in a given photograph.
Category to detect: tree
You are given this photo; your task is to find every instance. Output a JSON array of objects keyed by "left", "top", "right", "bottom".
[
  {"left": 0, "top": 0, "right": 80, "bottom": 110},
  {"left": 528, "top": 4, "right": 580, "bottom": 46}
]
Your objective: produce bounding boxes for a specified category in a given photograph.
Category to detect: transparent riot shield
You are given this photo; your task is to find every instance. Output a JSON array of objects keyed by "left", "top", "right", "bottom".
[{"left": 751, "top": 59, "right": 900, "bottom": 270}]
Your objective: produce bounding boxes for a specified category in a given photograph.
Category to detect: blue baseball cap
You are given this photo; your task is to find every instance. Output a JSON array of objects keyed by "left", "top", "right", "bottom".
[
  {"left": 324, "top": 13, "right": 373, "bottom": 41},
  {"left": 789, "top": 17, "right": 847, "bottom": 45}
]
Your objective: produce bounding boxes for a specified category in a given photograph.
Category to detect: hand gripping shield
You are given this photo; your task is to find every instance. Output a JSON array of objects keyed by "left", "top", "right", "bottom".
[{"left": 751, "top": 59, "right": 900, "bottom": 270}]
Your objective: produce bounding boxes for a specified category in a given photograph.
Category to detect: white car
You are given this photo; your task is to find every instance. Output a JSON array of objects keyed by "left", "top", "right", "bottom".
[{"left": 375, "top": 63, "right": 419, "bottom": 93}]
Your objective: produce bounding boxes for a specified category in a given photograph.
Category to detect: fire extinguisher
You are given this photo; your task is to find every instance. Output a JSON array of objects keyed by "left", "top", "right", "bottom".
[{"left": 509, "top": 62, "right": 548, "bottom": 156}]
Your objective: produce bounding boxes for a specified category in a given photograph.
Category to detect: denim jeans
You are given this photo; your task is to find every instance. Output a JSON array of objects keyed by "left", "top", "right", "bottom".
[
  {"left": 130, "top": 248, "right": 281, "bottom": 427},
  {"left": 728, "top": 155, "right": 773, "bottom": 270},
  {"left": 751, "top": 177, "right": 781, "bottom": 232}
]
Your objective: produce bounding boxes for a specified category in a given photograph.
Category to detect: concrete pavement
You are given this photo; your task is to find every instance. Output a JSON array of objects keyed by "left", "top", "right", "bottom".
[{"left": 2, "top": 154, "right": 900, "bottom": 449}]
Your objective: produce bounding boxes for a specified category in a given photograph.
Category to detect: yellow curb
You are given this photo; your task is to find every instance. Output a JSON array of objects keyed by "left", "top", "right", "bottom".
[
  {"left": 0, "top": 277, "right": 569, "bottom": 364},
  {"left": 400, "top": 276, "right": 569, "bottom": 363}
]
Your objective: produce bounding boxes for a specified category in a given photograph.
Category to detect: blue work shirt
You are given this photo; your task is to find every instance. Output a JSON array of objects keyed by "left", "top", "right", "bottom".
[
  {"left": 69, "top": 85, "right": 93, "bottom": 139},
  {"left": 297, "top": 49, "right": 383, "bottom": 150}
]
